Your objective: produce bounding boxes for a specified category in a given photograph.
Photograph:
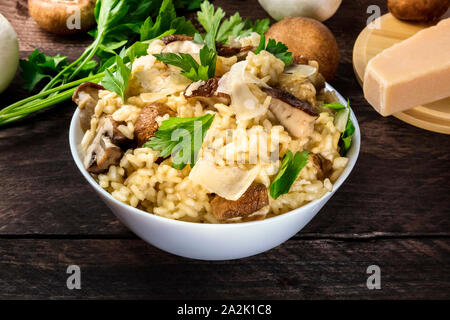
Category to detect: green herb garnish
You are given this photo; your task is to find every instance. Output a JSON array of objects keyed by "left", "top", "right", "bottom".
[
  {"left": 255, "top": 35, "right": 293, "bottom": 65},
  {"left": 322, "top": 100, "right": 355, "bottom": 155},
  {"left": 153, "top": 44, "right": 217, "bottom": 81},
  {"left": 144, "top": 114, "right": 215, "bottom": 170},
  {"left": 270, "top": 150, "right": 310, "bottom": 199},
  {"left": 140, "top": 0, "right": 196, "bottom": 41},
  {"left": 19, "top": 50, "right": 97, "bottom": 92},
  {"left": 102, "top": 55, "right": 131, "bottom": 101},
  {"left": 341, "top": 118, "right": 355, "bottom": 153},
  {"left": 198, "top": 1, "right": 269, "bottom": 43}
]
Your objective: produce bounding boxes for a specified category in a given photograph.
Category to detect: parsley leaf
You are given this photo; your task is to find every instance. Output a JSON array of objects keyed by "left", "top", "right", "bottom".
[
  {"left": 255, "top": 35, "right": 293, "bottom": 65},
  {"left": 174, "top": 0, "right": 204, "bottom": 11},
  {"left": 102, "top": 55, "right": 131, "bottom": 101},
  {"left": 140, "top": 0, "right": 197, "bottom": 41},
  {"left": 197, "top": 0, "right": 226, "bottom": 36},
  {"left": 153, "top": 44, "right": 217, "bottom": 81},
  {"left": 270, "top": 150, "right": 310, "bottom": 199},
  {"left": 144, "top": 114, "right": 215, "bottom": 170},
  {"left": 198, "top": 1, "right": 269, "bottom": 43},
  {"left": 248, "top": 18, "right": 270, "bottom": 35},
  {"left": 216, "top": 12, "right": 247, "bottom": 43},
  {"left": 322, "top": 100, "right": 355, "bottom": 155},
  {"left": 19, "top": 50, "right": 69, "bottom": 91}
]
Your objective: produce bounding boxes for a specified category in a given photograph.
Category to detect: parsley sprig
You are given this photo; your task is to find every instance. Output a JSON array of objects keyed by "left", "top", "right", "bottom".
[
  {"left": 270, "top": 150, "right": 310, "bottom": 199},
  {"left": 255, "top": 35, "right": 293, "bottom": 65},
  {"left": 198, "top": 1, "right": 269, "bottom": 43},
  {"left": 144, "top": 114, "right": 215, "bottom": 170}
]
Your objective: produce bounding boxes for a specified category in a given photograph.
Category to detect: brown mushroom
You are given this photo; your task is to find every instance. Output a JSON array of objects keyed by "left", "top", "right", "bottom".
[
  {"left": 134, "top": 103, "right": 176, "bottom": 147},
  {"left": 309, "top": 153, "right": 332, "bottom": 180},
  {"left": 266, "top": 17, "right": 340, "bottom": 81},
  {"left": 184, "top": 78, "right": 231, "bottom": 106},
  {"left": 388, "top": 0, "right": 450, "bottom": 22},
  {"left": 263, "top": 87, "right": 319, "bottom": 138},
  {"left": 73, "top": 82, "right": 105, "bottom": 132},
  {"left": 28, "top": 0, "right": 96, "bottom": 35},
  {"left": 84, "top": 117, "right": 124, "bottom": 173},
  {"left": 211, "top": 183, "right": 269, "bottom": 222}
]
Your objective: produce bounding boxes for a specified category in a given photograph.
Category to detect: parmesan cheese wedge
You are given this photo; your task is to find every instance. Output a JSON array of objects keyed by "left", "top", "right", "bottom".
[
  {"left": 363, "top": 18, "right": 450, "bottom": 116},
  {"left": 189, "top": 159, "right": 260, "bottom": 201}
]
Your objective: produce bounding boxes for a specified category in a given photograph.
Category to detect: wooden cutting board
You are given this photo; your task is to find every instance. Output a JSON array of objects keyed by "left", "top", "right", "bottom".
[{"left": 353, "top": 13, "right": 450, "bottom": 134}]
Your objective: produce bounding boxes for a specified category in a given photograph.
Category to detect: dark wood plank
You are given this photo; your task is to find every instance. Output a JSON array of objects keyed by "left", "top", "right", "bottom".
[{"left": 0, "top": 238, "right": 448, "bottom": 299}]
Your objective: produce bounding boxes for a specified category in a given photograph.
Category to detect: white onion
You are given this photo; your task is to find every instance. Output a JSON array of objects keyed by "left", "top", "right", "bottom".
[
  {"left": 258, "top": 0, "right": 342, "bottom": 21},
  {"left": 0, "top": 14, "right": 19, "bottom": 94}
]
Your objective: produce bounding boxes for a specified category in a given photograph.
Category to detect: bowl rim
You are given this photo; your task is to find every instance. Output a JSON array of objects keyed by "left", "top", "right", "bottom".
[{"left": 69, "top": 83, "right": 360, "bottom": 229}]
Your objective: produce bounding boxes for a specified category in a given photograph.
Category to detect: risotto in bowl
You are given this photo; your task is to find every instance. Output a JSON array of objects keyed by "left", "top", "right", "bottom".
[{"left": 69, "top": 33, "right": 360, "bottom": 260}]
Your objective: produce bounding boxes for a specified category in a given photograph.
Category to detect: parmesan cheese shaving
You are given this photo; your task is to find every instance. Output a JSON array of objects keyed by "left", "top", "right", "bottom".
[
  {"left": 189, "top": 159, "right": 260, "bottom": 201},
  {"left": 217, "top": 61, "right": 269, "bottom": 121}
]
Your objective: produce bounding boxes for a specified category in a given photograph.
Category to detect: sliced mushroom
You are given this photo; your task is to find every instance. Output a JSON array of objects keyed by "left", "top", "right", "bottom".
[
  {"left": 309, "top": 153, "right": 332, "bottom": 180},
  {"left": 263, "top": 87, "right": 319, "bottom": 138},
  {"left": 84, "top": 117, "right": 123, "bottom": 174},
  {"left": 134, "top": 103, "right": 176, "bottom": 147},
  {"left": 216, "top": 43, "right": 254, "bottom": 59},
  {"left": 161, "top": 34, "right": 195, "bottom": 44},
  {"left": 160, "top": 34, "right": 253, "bottom": 58},
  {"left": 210, "top": 183, "right": 269, "bottom": 222},
  {"left": 107, "top": 116, "right": 134, "bottom": 149},
  {"left": 161, "top": 35, "right": 202, "bottom": 55},
  {"left": 73, "top": 82, "right": 105, "bottom": 132},
  {"left": 184, "top": 78, "right": 231, "bottom": 106}
]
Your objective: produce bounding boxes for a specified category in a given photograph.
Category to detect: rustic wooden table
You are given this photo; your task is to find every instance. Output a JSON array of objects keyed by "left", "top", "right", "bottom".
[{"left": 0, "top": 0, "right": 449, "bottom": 299}]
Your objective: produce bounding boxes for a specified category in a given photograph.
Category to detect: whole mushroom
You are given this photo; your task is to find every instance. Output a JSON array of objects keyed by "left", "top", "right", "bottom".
[
  {"left": 388, "top": 0, "right": 450, "bottom": 22},
  {"left": 28, "top": 0, "right": 96, "bottom": 35},
  {"left": 266, "top": 17, "right": 340, "bottom": 81}
]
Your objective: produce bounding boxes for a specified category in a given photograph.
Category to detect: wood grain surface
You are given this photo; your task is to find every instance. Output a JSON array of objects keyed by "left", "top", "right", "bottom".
[{"left": 0, "top": 0, "right": 449, "bottom": 299}]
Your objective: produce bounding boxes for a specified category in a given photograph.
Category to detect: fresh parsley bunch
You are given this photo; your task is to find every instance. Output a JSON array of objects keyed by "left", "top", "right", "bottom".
[{"left": 0, "top": 0, "right": 197, "bottom": 126}]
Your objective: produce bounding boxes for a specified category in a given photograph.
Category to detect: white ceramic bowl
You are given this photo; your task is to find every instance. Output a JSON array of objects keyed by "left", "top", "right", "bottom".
[{"left": 69, "top": 84, "right": 360, "bottom": 260}]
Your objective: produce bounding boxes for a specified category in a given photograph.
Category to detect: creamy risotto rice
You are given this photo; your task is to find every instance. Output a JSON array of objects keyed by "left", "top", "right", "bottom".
[{"left": 75, "top": 33, "right": 350, "bottom": 224}]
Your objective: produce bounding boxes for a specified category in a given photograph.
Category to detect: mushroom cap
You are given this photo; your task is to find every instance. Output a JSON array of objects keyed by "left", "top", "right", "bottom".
[
  {"left": 388, "top": 0, "right": 450, "bottom": 22},
  {"left": 265, "top": 17, "right": 340, "bottom": 81},
  {"left": 28, "top": 0, "right": 96, "bottom": 35}
]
